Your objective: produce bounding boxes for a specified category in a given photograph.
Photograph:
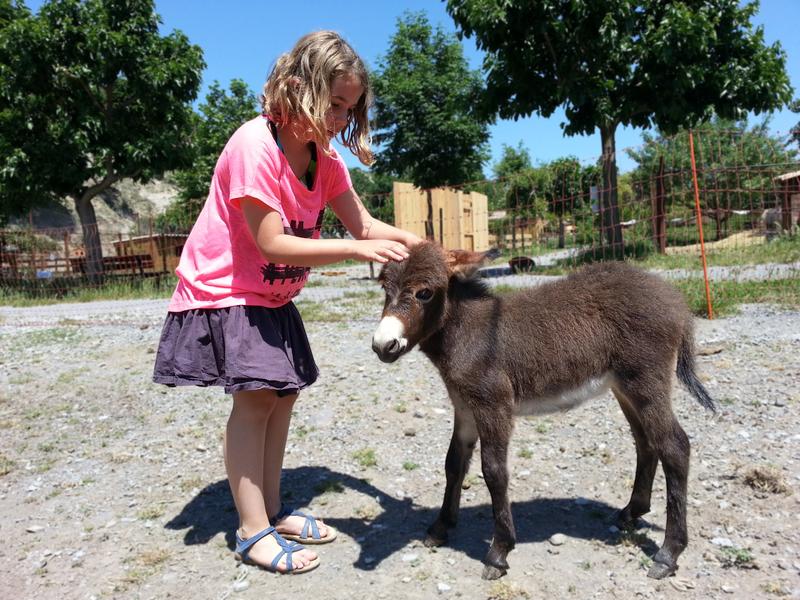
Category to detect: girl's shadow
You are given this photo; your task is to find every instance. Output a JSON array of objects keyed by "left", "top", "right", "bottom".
[{"left": 165, "top": 465, "right": 660, "bottom": 569}]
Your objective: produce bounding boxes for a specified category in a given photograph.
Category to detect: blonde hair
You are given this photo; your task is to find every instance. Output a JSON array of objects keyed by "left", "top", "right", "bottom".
[{"left": 261, "top": 30, "right": 374, "bottom": 165}]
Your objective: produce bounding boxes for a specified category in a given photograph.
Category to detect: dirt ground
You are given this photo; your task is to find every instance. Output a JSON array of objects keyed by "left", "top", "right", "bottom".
[{"left": 0, "top": 294, "right": 799, "bottom": 600}]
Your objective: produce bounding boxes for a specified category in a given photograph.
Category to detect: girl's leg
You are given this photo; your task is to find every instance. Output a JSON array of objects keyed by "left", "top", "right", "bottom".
[
  {"left": 225, "top": 389, "right": 316, "bottom": 571},
  {"left": 264, "top": 393, "right": 330, "bottom": 539}
]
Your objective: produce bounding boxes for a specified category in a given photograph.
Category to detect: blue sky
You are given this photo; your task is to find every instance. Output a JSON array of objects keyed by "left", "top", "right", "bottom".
[{"left": 26, "top": 0, "right": 800, "bottom": 175}]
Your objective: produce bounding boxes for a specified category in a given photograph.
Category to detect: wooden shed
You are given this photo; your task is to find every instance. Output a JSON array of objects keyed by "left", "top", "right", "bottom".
[
  {"left": 393, "top": 182, "right": 489, "bottom": 251},
  {"left": 775, "top": 170, "right": 800, "bottom": 230},
  {"left": 112, "top": 233, "right": 188, "bottom": 274}
]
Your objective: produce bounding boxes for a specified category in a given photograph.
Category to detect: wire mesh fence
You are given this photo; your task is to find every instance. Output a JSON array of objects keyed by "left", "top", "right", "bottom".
[{"left": 2, "top": 128, "right": 798, "bottom": 315}]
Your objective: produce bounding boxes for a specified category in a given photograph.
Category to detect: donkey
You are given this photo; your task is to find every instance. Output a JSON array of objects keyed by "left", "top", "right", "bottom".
[{"left": 371, "top": 242, "right": 715, "bottom": 580}]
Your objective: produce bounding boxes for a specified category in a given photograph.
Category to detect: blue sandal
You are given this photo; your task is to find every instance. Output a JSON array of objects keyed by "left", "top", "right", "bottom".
[
  {"left": 234, "top": 526, "right": 319, "bottom": 574},
  {"left": 273, "top": 504, "right": 338, "bottom": 545}
]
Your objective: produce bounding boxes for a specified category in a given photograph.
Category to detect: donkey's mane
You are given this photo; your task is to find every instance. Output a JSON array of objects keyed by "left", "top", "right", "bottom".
[{"left": 449, "top": 273, "right": 493, "bottom": 301}]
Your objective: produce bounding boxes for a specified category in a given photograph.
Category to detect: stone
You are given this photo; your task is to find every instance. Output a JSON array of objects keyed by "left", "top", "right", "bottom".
[
  {"left": 711, "top": 537, "right": 734, "bottom": 547},
  {"left": 549, "top": 533, "right": 567, "bottom": 546}
]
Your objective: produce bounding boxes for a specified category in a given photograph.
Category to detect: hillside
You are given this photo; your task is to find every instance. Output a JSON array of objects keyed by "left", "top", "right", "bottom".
[{"left": 5, "top": 177, "right": 180, "bottom": 253}]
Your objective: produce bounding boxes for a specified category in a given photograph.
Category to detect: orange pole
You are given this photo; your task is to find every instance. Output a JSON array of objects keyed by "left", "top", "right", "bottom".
[{"left": 688, "top": 130, "right": 714, "bottom": 319}]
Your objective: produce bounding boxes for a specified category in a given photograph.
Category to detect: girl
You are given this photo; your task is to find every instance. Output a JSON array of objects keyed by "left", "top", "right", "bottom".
[{"left": 153, "top": 31, "right": 420, "bottom": 574}]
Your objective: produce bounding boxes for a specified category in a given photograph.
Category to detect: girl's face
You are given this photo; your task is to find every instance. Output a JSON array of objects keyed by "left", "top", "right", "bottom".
[{"left": 325, "top": 73, "right": 363, "bottom": 139}]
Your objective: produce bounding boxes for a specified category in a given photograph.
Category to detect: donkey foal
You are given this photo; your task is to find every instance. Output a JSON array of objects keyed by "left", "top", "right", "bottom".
[{"left": 371, "top": 242, "right": 715, "bottom": 580}]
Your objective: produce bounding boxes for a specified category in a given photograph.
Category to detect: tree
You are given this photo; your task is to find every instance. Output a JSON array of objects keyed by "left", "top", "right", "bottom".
[
  {"left": 372, "top": 11, "right": 491, "bottom": 238},
  {"left": 791, "top": 99, "right": 800, "bottom": 149},
  {"left": 0, "top": 0, "right": 204, "bottom": 277},
  {"left": 493, "top": 142, "right": 532, "bottom": 182},
  {"left": 484, "top": 142, "right": 532, "bottom": 211},
  {"left": 627, "top": 116, "right": 798, "bottom": 240},
  {"left": 447, "top": 0, "right": 793, "bottom": 255},
  {"left": 546, "top": 157, "right": 586, "bottom": 249},
  {"left": 158, "top": 79, "right": 259, "bottom": 232}
]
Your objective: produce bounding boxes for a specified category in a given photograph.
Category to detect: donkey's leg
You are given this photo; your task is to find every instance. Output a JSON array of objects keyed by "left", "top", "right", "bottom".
[
  {"left": 425, "top": 395, "right": 478, "bottom": 547},
  {"left": 621, "top": 379, "right": 691, "bottom": 579},
  {"left": 646, "top": 414, "right": 690, "bottom": 579},
  {"left": 613, "top": 388, "right": 659, "bottom": 529},
  {"left": 474, "top": 403, "right": 516, "bottom": 580}
]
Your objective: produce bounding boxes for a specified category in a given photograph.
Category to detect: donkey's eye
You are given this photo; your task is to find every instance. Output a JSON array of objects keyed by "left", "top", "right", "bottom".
[{"left": 415, "top": 288, "right": 433, "bottom": 302}]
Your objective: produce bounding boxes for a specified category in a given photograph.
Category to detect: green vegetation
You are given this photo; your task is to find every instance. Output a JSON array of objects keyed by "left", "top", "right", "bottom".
[
  {"left": 718, "top": 546, "right": 756, "bottom": 569},
  {"left": 352, "top": 447, "right": 378, "bottom": 468},
  {"left": 0, "top": 0, "right": 204, "bottom": 274},
  {"left": 0, "top": 453, "right": 15, "bottom": 477},
  {"left": 372, "top": 12, "right": 490, "bottom": 190},
  {"left": 673, "top": 278, "right": 800, "bottom": 317},
  {"left": 0, "top": 274, "right": 177, "bottom": 307}
]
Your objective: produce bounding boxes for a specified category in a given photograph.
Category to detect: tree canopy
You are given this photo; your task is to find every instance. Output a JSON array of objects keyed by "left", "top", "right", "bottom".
[
  {"left": 446, "top": 0, "right": 794, "bottom": 253},
  {"left": 371, "top": 11, "right": 491, "bottom": 190},
  {"left": 157, "top": 79, "right": 259, "bottom": 232},
  {"left": 0, "top": 0, "right": 204, "bottom": 273}
]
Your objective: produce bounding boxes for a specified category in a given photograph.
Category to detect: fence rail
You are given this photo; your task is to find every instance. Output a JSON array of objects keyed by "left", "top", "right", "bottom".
[{"left": 2, "top": 128, "right": 799, "bottom": 315}]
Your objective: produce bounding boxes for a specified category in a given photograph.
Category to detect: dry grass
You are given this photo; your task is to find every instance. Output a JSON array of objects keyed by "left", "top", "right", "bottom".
[
  {"left": 742, "top": 465, "right": 791, "bottom": 495},
  {"left": 487, "top": 581, "right": 531, "bottom": 600}
]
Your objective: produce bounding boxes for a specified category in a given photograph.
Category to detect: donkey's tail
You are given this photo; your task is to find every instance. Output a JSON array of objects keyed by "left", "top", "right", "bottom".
[{"left": 676, "top": 329, "right": 716, "bottom": 412}]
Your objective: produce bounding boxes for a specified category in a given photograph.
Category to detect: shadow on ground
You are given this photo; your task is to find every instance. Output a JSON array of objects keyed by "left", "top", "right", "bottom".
[{"left": 165, "top": 465, "right": 661, "bottom": 569}]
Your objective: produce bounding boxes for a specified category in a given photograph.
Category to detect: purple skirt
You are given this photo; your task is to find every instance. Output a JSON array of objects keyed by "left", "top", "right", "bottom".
[{"left": 152, "top": 304, "right": 318, "bottom": 395}]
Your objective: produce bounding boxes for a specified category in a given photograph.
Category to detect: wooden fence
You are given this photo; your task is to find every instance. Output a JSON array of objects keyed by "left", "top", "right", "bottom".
[{"left": 393, "top": 182, "right": 489, "bottom": 251}]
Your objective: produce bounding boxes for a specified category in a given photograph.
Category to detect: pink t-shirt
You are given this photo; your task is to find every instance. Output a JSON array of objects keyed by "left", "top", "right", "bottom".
[{"left": 167, "top": 116, "right": 352, "bottom": 311}]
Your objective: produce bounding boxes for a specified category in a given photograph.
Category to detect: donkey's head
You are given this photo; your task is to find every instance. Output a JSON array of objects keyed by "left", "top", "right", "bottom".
[{"left": 371, "top": 242, "right": 492, "bottom": 363}]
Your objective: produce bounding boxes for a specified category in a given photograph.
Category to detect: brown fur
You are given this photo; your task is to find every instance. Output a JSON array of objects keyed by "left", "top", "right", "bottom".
[{"left": 372, "top": 242, "right": 715, "bottom": 580}]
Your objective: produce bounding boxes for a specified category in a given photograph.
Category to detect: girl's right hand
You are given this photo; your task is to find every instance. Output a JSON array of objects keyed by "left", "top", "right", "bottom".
[{"left": 352, "top": 239, "right": 410, "bottom": 263}]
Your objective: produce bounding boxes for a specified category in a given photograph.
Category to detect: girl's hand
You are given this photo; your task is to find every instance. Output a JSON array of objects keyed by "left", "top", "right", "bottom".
[
  {"left": 404, "top": 232, "right": 424, "bottom": 248},
  {"left": 352, "top": 239, "right": 410, "bottom": 263}
]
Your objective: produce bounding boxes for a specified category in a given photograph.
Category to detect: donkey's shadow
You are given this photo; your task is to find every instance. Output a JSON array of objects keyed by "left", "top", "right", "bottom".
[{"left": 165, "top": 465, "right": 660, "bottom": 568}]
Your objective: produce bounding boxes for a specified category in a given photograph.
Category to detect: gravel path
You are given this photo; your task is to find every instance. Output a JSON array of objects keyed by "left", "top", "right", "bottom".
[{"left": 1, "top": 274, "right": 799, "bottom": 600}]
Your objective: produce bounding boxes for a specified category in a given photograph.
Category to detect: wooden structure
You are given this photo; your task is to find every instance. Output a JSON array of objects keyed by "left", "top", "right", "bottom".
[
  {"left": 112, "top": 233, "right": 188, "bottom": 274},
  {"left": 775, "top": 170, "right": 800, "bottom": 230},
  {"left": 393, "top": 182, "right": 489, "bottom": 251}
]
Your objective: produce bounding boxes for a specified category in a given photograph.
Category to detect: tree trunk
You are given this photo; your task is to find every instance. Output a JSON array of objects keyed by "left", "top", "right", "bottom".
[
  {"left": 558, "top": 216, "right": 565, "bottom": 249},
  {"left": 599, "top": 123, "right": 623, "bottom": 257},
  {"left": 652, "top": 155, "right": 667, "bottom": 254},
  {"left": 425, "top": 189, "right": 434, "bottom": 241},
  {"left": 74, "top": 194, "right": 104, "bottom": 282}
]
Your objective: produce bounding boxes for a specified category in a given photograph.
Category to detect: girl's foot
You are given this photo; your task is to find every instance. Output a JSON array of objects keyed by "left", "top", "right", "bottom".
[
  {"left": 237, "top": 527, "right": 318, "bottom": 573},
  {"left": 273, "top": 506, "right": 338, "bottom": 544}
]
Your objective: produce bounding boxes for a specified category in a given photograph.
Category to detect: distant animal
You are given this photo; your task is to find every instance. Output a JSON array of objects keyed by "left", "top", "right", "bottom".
[
  {"left": 371, "top": 242, "right": 715, "bottom": 580},
  {"left": 508, "top": 256, "right": 535, "bottom": 273}
]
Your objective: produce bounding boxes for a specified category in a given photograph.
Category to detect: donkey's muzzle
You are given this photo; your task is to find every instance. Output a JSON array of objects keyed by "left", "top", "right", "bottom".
[
  {"left": 372, "top": 338, "right": 404, "bottom": 363},
  {"left": 372, "top": 315, "right": 408, "bottom": 363}
]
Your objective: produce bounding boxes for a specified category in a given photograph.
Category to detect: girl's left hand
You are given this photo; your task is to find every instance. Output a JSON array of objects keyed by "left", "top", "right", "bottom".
[{"left": 405, "top": 233, "right": 424, "bottom": 248}]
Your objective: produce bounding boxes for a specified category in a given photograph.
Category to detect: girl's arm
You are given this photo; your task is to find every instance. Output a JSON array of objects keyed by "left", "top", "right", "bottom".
[
  {"left": 329, "top": 188, "right": 422, "bottom": 247},
  {"left": 241, "top": 197, "right": 409, "bottom": 267}
]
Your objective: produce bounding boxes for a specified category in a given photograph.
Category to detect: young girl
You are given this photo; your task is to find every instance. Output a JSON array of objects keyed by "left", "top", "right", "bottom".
[{"left": 153, "top": 31, "right": 420, "bottom": 574}]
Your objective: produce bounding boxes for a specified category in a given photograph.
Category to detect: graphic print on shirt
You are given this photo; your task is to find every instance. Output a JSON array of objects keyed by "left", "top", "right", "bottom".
[{"left": 259, "top": 209, "right": 325, "bottom": 291}]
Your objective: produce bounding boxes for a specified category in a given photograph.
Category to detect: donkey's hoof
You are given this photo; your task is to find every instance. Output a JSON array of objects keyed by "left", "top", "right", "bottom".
[
  {"left": 647, "top": 560, "right": 676, "bottom": 579},
  {"left": 616, "top": 507, "right": 647, "bottom": 530},
  {"left": 424, "top": 535, "right": 445, "bottom": 548},
  {"left": 481, "top": 564, "right": 507, "bottom": 580},
  {"left": 425, "top": 522, "right": 449, "bottom": 547}
]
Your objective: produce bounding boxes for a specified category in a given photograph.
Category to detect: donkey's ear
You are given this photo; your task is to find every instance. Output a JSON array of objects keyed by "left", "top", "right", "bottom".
[{"left": 445, "top": 249, "right": 496, "bottom": 279}]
